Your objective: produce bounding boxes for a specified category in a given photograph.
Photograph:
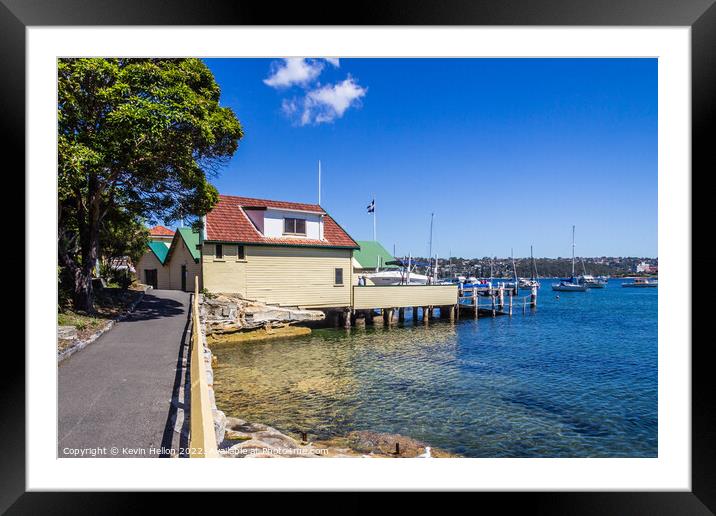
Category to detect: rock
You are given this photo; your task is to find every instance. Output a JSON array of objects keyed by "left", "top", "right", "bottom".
[
  {"left": 208, "top": 325, "right": 311, "bottom": 345},
  {"left": 213, "top": 409, "right": 226, "bottom": 445},
  {"left": 225, "top": 416, "right": 247, "bottom": 428},
  {"left": 228, "top": 439, "right": 273, "bottom": 457},
  {"left": 251, "top": 430, "right": 301, "bottom": 449},
  {"left": 225, "top": 419, "right": 271, "bottom": 433},
  {"left": 224, "top": 430, "right": 254, "bottom": 441},
  {"left": 201, "top": 293, "right": 324, "bottom": 336},
  {"left": 58, "top": 326, "right": 77, "bottom": 340}
]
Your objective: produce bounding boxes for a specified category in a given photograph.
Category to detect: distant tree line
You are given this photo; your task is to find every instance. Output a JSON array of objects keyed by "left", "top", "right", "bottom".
[{"left": 408, "top": 256, "right": 657, "bottom": 278}]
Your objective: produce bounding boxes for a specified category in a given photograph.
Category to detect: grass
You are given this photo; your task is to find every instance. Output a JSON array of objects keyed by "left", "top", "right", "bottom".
[
  {"left": 58, "top": 312, "right": 104, "bottom": 332},
  {"left": 58, "top": 285, "right": 143, "bottom": 341}
]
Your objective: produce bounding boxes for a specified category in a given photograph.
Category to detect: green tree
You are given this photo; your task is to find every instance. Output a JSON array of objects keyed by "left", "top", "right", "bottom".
[{"left": 58, "top": 58, "right": 243, "bottom": 311}]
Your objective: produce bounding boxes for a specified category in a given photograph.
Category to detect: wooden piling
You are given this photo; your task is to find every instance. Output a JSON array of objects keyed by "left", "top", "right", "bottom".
[
  {"left": 398, "top": 307, "right": 405, "bottom": 323},
  {"left": 509, "top": 290, "right": 513, "bottom": 316},
  {"left": 343, "top": 309, "right": 352, "bottom": 329},
  {"left": 531, "top": 286, "right": 538, "bottom": 308}
]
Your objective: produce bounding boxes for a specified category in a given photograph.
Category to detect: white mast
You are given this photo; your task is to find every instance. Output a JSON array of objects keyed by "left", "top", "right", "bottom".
[
  {"left": 318, "top": 160, "right": 321, "bottom": 205},
  {"left": 407, "top": 253, "right": 411, "bottom": 284},
  {"left": 428, "top": 212, "right": 434, "bottom": 280}
]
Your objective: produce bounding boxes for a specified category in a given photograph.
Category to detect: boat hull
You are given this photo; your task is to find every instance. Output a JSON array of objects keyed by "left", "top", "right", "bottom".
[
  {"left": 366, "top": 272, "right": 429, "bottom": 286},
  {"left": 552, "top": 283, "right": 588, "bottom": 292},
  {"left": 622, "top": 283, "right": 657, "bottom": 288},
  {"left": 584, "top": 282, "right": 606, "bottom": 289}
]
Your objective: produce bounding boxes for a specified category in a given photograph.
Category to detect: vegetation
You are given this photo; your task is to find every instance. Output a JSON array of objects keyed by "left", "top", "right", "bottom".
[
  {"left": 58, "top": 58, "right": 243, "bottom": 312},
  {"left": 414, "top": 256, "right": 658, "bottom": 278},
  {"left": 57, "top": 286, "right": 144, "bottom": 345}
]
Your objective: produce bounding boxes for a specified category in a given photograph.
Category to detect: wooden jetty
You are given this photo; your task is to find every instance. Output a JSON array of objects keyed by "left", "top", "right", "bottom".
[
  {"left": 457, "top": 283, "right": 538, "bottom": 319},
  {"left": 326, "top": 282, "right": 538, "bottom": 328}
]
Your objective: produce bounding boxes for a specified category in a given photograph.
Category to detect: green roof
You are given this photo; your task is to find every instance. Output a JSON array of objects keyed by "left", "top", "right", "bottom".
[
  {"left": 148, "top": 241, "right": 169, "bottom": 264},
  {"left": 176, "top": 227, "right": 201, "bottom": 261},
  {"left": 353, "top": 241, "right": 397, "bottom": 269}
]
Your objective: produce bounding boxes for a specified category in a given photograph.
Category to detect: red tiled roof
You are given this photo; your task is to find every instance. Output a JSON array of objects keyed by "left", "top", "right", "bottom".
[
  {"left": 206, "top": 194, "right": 358, "bottom": 248},
  {"left": 149, "top": 225, "right": 175, "bottom": 236}
]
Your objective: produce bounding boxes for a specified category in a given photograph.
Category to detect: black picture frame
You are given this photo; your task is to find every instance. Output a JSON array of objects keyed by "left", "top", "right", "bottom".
[{"left": 4, "top": 0, "right": 711, "bottom": 510}]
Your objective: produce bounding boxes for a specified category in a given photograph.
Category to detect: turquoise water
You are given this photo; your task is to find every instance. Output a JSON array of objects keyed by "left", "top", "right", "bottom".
[{"left": 212, "top": 279, "right": 657, "bottom": 457}]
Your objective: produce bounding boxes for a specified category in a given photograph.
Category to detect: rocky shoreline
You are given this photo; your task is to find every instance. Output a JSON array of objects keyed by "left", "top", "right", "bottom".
[
  {"left": 218, "top": 417, "right": 457, "bottom": 458},
  {"left": 199, "top": 294, "right": 457, "bottom": 458}
]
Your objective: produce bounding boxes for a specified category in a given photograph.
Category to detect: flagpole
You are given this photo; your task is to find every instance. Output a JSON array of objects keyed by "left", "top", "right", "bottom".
[
  {"left": 318, "top": 160, "right": 321, "bottom": 205},
  {"left": 373, "top": 194, "right": 376, "bottom": 242}
]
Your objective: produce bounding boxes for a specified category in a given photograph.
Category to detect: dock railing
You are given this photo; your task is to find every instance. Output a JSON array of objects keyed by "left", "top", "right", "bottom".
[
  {"left": 189, "top": 275, "right": 219, "bottom": 458},
  {"left": 458, "top": 285, "right": 537, "bottom": 317}
]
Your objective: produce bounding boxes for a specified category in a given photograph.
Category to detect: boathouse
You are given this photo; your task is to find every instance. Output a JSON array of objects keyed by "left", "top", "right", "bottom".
[
  {"left": 136, "top": 196, "right": 460, "bottom": 321},
  {"left": 201, "top": 195, "right": 359, "bottom": 309},
  {"left": 135, "top": 226, "right": 201, "bottom": 291}
]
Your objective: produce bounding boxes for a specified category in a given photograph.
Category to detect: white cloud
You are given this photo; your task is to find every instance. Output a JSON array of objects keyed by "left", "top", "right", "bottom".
[
  {"left": 297, "top": 77, "right": 367, "bottom": 125},
  {"left": 263, "top": 58, "right": 324, "bottom": 88},
  {"left": 324, "top": 58, "right": 340, "bottom": 67}
]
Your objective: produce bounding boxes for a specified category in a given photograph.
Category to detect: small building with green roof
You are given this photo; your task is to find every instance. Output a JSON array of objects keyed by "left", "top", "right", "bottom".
[
  {"left": 136, "top": 225, "right": 202, "bottom": 291},
  {"left": 352, "top": 240, "right": 398, "bottom": 274}
]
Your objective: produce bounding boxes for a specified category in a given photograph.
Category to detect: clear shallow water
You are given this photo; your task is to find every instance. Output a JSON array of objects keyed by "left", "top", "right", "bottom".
[{"left": 212, "top": 279, "right": 657, "bottom": 457}]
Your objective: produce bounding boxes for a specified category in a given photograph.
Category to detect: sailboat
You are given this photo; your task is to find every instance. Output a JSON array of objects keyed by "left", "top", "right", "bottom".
[
  {"left": 552, "top": 226, "right": 588, "bottom": 292},
  {"left": 577, "top": 258, "right": 607, "bottom": 288},
  {"left": 519, "top": 245, "right": 541, "bottom": 290}
]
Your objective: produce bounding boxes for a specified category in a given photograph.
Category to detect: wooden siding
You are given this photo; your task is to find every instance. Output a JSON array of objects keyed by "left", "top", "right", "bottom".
[
  {"left": 136, "top": 250, "right": 171, "bottom": 289},
  {"left": 352, "top": 285, "right": 458, "bottom": 309},
  {"left": 202, "top": 243, "right": 246, "bottom": 294},
  {"left": 168, "top": 239, "right": 202, "bottom": 291},
  {"left": 202, "top": 244, "right": 353, "bottom": 308}
]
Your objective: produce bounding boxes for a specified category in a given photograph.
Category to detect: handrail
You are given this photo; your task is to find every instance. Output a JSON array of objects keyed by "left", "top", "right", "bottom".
[{"left": 189, "top": 275, "right": 219, "bottom": 458}]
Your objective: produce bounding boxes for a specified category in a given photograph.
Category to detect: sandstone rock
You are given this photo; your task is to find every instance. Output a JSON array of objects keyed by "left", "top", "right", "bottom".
[
  {"left": 225, "top": 416, "right": 247, "bottom": 429},
  {"left": 224, "top": 430, "right": 254, "bottom": 441},
  {"left": 213, "top": 409, "right": 226, "bottom": 445},
  {"left": 201, "top": 293, "right": 324, "bottom": 337},
  {"left": 58, "top": 326, "right": 77, "bottom": 340}
]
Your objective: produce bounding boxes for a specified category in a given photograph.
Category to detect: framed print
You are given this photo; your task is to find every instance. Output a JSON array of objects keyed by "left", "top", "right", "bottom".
[{"left": 4, "top": 0, "right": 713, "bottom": 510}]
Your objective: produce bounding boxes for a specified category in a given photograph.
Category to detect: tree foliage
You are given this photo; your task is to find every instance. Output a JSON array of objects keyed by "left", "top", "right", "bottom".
[{"left": 58, "top": 58, "right": 243, "bottom": 311}]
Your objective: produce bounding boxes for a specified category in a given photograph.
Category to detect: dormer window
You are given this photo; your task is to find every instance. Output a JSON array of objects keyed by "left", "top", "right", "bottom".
[{"left": 283, "top": 217, "right": 307, "bottom": 236}]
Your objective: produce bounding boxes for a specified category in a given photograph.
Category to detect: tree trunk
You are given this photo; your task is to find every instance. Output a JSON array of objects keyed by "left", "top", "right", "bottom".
[{"left": 72, "top": 180, "right": 102, "bottom": 313}]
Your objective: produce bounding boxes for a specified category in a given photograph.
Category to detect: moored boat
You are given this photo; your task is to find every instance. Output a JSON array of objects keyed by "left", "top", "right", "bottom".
[
  {"left": 552, "top": 225, "right": 587, "bottom": 292},
  {"left": 552, "top": 279, "right": 588, "bottom": 292},
  {"left": 622, "top": 277, "right": 658, "bottom": 288}
]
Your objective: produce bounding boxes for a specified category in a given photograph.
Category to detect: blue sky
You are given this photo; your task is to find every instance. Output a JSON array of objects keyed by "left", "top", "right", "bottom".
[{"left": 198, "top": 58, "right": 657, "bottom": 258}]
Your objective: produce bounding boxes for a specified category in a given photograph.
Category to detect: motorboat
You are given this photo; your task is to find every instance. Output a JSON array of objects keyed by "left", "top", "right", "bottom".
[
  {"left": 622, "top": 277, "right": 658, "bottom": 288},
  {"left": 578, "top": 274, "right": 607, "bottom": 289},
  {"left": 365, "top": 270, "right": 429, "bottom": 285}
]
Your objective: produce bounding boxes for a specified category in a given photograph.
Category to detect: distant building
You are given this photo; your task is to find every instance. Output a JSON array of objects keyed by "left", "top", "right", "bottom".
[
  {"left": 148, "top": 225, "right": 175, "bottom": 245},
  {"left": 636, "top": 261, "right": 657, "bottom": 274},
  {"left": 135, "top": 226, "right": 200, "bottom": 290}
]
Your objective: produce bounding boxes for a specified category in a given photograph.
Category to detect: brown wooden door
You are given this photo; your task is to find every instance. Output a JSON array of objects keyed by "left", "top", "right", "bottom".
[{"left": 145, "top": 269, "right": 158, "bottom": 289}]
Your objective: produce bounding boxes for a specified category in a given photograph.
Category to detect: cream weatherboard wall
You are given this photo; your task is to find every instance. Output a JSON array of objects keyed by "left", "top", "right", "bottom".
[
  {"left": 168, "top": 239, "right": 202, "bottom": 291},
  {"left": 201, "top": 243, "right": 247, "bottom": 294},
  {"left": 136, "top": 250, "right": 171, "bottom": 289},
  {"left": 202, "top": 244, "right": 353, "bottom": 308}
]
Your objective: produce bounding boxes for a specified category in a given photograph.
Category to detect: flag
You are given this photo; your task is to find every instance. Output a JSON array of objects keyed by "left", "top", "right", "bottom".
[{"left": 367, "top": 199, "right": 375, "bottom": 213}]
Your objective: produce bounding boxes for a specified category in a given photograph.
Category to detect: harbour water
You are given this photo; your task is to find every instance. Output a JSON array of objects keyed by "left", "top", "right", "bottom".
[{"left": 212, "top": 278, "right": 657, "bottom": 457}]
